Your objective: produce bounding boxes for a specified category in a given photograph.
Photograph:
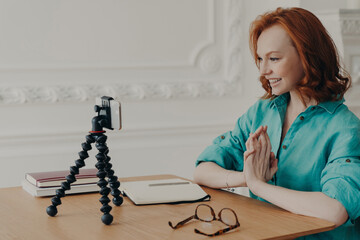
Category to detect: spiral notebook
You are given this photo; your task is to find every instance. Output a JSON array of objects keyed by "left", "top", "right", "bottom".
[{"left": 119, "top": 178, "right": 210, "bottom": 205}]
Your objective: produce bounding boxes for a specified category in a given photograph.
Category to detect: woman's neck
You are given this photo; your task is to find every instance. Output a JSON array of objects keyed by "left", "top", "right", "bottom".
[{"left": 288, "top": 91, "right": 317, "bottom": 113}]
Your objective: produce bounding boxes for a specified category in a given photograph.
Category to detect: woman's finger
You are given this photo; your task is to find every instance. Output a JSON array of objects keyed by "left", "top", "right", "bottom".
[
  {"left": 252, "top": 126, "right": 264, "bottom": 139},
  {"left": 246, "top": 133, "right": 252, "bottom": 151},
  {"left": 263, "top": 125, "right": 268, "bottom": 132},
  {"left": 264, "top": 130, "right": 271, "bottom": 165},
  {"left": 253, "top": 137, "right": 260, "bottom": 167},
  {"left": 270, "top": 158, "right": 278, "bottom": 176},
  {"left": 270, "top": 152, "right": 275, "bottom": 166},
  {"left": 258, "top": 132, "right": 267, "bottom": 161}
]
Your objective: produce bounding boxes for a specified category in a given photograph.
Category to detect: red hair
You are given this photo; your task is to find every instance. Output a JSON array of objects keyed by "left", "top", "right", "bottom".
[{"left": 249, "top": 7, "right": 351, "bottom": 103}]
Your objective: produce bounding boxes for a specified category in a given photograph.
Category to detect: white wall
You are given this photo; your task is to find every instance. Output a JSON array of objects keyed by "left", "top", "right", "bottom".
[
  {"left": 0, "top": 0, "right": 253, "bottom": 187},
  {"left": 1, "top": 0, "right": 358, "bottom": 188}
]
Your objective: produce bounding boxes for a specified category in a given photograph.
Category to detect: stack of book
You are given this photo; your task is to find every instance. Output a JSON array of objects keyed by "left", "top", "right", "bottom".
[{"left": 22, "top": 168, "right": 100, "bottom": 197}]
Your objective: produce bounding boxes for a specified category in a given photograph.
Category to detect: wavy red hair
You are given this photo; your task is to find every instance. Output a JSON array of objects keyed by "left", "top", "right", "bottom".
[{"left": 249, "top": 7, "right": 351, "bottom": 103}]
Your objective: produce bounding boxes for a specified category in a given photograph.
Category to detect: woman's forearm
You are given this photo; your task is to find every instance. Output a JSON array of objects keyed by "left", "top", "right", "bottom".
[
  {"left": 193, "top": 162, "right": 247, "bottom": 188},
  {"left": 249, "top": 181, "right": 348, "bottom": 227}
]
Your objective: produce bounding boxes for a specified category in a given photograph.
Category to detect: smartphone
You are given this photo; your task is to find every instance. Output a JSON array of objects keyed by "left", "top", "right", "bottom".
[
  {"left": 110, "top": 100, "right": 122, "bottom": 130},
  {"left": 95, "top": 96, "right": 122, "bottom": 130}
]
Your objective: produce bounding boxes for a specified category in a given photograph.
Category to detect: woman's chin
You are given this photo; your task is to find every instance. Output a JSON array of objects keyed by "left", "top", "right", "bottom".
[{"left": 271, "top": 89, "right": 283, "bottom": 96}]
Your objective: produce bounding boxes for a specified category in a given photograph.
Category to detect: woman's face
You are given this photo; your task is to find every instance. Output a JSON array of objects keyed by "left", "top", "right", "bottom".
[{"left": 256, "top": 24, "right": 305, "bottom": 96}]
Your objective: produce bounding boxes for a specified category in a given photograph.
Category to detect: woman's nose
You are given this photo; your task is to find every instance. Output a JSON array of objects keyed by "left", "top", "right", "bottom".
[{"left": 259, "top": 62, "right": 271, "bottom": 76}]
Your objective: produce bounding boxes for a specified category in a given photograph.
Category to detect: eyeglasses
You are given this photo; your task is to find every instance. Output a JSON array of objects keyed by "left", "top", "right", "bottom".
[{"left": 168, "top": 204, "right": 240, "bottom": 237}]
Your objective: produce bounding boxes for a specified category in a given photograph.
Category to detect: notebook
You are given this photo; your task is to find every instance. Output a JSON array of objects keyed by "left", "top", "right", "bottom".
[
  {"left": 22, "top": 179, "right": 100, "bottom": 197},
  {"left": 119, "top": 178, "right": 210, "bottom": 205},
  {"left": 25, "top": 168, "right": 98, "bottom": 188}
]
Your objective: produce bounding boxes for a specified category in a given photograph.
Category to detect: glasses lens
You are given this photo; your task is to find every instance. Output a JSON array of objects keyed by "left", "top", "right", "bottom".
[
  {"left": 196, "top": 205, "right": 213, "bottom": 222},
  {"left": 219, "top": 209, "right": 237, "bottom": 226}
]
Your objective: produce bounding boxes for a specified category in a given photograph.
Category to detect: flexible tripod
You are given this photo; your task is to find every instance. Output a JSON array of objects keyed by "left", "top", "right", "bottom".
[{"left": 46, "top": 100, "right": 123, "bottom": 225}]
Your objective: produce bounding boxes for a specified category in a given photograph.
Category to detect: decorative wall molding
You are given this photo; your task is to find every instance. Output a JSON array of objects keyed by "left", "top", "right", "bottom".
[
  {"left": 0, "top": 1, "right": 243, "bottom": 104},
  {"left": 225, "top": 0, "right": 243, "bottom": 84},
  {"left": 339, "top": 9, "right": 360, "bottom": 36},
  {"left": 199, "top": 53, "right": 221, "bottom": 74},
  {"left": 0, "top": 81, "right": 238, "bottom": 104},
  {"left": 340, "top": 9, "right": 360, "bottom": 110},
  {"left": 341, "top": 19, "right": 360, "bottom": 35},
  {"left": 189, "top": 1, "right": 216, "bottom": 66},
  {"left": 339, "top": 10, "right": 360, "bottom": 85}
]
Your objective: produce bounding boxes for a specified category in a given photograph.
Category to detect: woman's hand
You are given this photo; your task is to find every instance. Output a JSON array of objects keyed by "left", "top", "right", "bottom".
[{"left": 243, "top": 126, "right": 278, "bottom": 187}]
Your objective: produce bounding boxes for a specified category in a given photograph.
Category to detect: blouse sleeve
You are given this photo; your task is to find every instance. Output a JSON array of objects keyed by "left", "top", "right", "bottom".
[
  {"left": 195, "top": 102, "right": 257, "bottom": 171},
  {"left": 320, "top": 121, "right": 360, "bottom": 223}
]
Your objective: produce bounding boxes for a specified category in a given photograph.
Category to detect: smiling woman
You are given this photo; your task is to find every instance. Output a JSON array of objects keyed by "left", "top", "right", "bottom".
[
  {"left": 194, "top": 7, "right": 360, "bottom": 240},
  {"left": 249, "top": 7, "right": 351, "bottom": 104}
]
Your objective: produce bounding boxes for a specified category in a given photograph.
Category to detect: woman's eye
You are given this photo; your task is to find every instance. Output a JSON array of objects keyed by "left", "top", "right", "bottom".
[
  {"left": 270, "top": 57, "right": 279, "bottom": 61},
  {"left": 257, "top": 57, "right": 263, "bottom": 62}
]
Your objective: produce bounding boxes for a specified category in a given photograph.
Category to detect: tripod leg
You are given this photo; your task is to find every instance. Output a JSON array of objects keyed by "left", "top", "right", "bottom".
[
  {"left": 103, "top": 153, "right": 123, "bottom": 206},
  {"left": 93, "top": 133, "right": 116, "bottom": 225},
  {"left": 46, "top": 134, "right": 94, "bottom": 217}
]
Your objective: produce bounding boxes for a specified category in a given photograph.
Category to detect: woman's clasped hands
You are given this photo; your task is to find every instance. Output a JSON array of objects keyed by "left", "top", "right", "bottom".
[{"left": 243, "top": 126, "right": 278, "bottom": 189}]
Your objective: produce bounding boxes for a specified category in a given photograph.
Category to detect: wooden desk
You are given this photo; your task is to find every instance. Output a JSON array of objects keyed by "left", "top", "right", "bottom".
[{"left": 0, "top": 175, "right": 334, "bottom": 240}]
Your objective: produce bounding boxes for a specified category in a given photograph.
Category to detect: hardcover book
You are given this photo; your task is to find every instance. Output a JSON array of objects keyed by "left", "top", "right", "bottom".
[
  {"left": 25, "top": 168, "right": 98, "bottom": 187},
  {"left": 22, "top": 179, "right": 100, "bottom": 197}
]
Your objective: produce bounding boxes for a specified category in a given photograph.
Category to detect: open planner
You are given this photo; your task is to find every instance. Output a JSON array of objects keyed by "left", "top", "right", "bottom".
[{"left": 119, "top": 178, "right": 210, "bottom": 205}]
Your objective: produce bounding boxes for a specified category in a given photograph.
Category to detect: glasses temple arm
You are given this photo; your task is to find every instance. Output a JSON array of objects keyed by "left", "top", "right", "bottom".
[{"left": 168, "top": 215, "right": 196, "bottom": 229}]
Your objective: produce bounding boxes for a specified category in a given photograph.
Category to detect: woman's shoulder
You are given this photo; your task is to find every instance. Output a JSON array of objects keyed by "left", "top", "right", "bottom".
[
  {"left": 332, "top": 102, "right": 360, "bottom": 124},
  {"left": 244, "top": 97, "right": 273, "bottom": 116},
  {"left": 324, "top": 101, "right": 360, "bottom": 133}
]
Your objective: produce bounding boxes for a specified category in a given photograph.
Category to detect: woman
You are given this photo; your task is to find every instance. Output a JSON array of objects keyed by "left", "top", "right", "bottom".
[{"left": 193, "top": 7, "right": 360, "bottom": 239}]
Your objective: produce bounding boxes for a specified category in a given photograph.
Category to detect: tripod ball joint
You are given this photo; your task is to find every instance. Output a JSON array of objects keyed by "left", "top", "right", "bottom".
[
  {"left": 101, "top": 213, "right": 113, "bottom": 225},
  {"left": 113, "top": 197, "right": 123, "bottom": 206},
  {"left": 46, "top": 205, "right": 58, "bottom": 217}
]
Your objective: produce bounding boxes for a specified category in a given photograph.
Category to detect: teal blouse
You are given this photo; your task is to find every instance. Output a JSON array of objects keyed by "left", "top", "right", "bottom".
[{"left": 196, "top": 93, "right": 360, "bottom": 239}]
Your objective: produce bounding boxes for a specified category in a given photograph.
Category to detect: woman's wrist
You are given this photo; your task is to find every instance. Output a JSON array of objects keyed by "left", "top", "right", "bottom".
[
  {"left": 226, "top": 170, "right": 247, "bottom": 188},
  {"left": 246, "top": 178, "right": 266, "bottom": 196}
]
